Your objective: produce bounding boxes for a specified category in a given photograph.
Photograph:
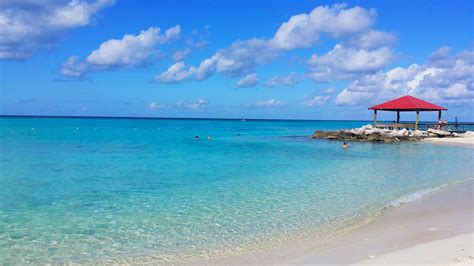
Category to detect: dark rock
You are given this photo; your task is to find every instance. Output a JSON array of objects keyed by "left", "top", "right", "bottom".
[{"left": 311, "top": 129, "right": 430, "bottom": 143}]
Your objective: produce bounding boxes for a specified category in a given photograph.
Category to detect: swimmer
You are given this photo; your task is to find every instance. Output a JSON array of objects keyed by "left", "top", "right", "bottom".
[
  {"left": 342, "top": 142, "right": 349, "bottom": 149},
  {"left": 195, "top": 136, "right": 199, "bottom": 140}
]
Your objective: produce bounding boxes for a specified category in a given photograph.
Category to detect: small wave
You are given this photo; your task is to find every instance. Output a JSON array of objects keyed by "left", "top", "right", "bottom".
[
  {"left": 389, "top": 186, "right": 445, "bottom": 207},
  {"left": 388, "top": 178, "right": 473, "bottom": 208}
]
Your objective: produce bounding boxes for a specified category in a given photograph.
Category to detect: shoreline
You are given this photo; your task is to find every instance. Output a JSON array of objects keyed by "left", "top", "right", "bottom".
[
  {"left": 195, "top": 179, "right": 474, "bottom": 265},
  {"left": 293, "top": 179, "right": 474, "bottom": 265},
  {"left": 423, "top": 137, "right": 474, "bottom": 147}
]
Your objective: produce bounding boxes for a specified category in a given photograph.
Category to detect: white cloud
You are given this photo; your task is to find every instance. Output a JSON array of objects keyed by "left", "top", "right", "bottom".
[
  {"left": 0, "top": 0, "right": 115, "bottom": 60},
  {"left": 177, "top": 99, "right": 208, "bottom": 109},
  {"left": 335, "top": 47, "right": 474, "bottom": 105},
  {"left": 345, "top": 30, "right": 396, "bottom": 49},
  {"left": 237, "top": 73, "right": 259, "bottom": 87},
  {"left": 155, "top": 4, "right": 384, "bottom": 83},
  {"left": 172, "top": 48, "right": 192, "bottom": 61},
  {"left": 266, "top": 72, "right": 297, "bottom": 87},
  {"left": 427, "top": 46, "right": 455, "bottom": 68},
  {"left": 309, "top": 44, "right": 394, "bottom": 81},
  {"left": 255, "top": 99, "right": 285, "bottom": 107},
  {"left": 61, "top": 26, "right": 181, "bottom": 77},
  {"left": 323, "top": 87, "right": 336, "bottom": 94},
  {"left": 148, "top": 102, "right": 166, "bottom": 110},
  {"left": 60, "top": 56, "right": 88, "bottom": 78},
  {"left": 269, "top": 4, "right": 375, "bottom": 50},
  {"left": 87, "top": 26, "right": 180, "bottom": 67},
  {"left": 155, "top": 61, "right": 195, "bottom": 83},
  {"left": 303, "top": 95, "right": 330, "bottom": 107}
]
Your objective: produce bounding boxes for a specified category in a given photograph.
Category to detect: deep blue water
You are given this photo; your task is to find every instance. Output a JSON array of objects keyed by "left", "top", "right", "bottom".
[{"left": 0, "top": 117, "right": 472, "bottom": 263}]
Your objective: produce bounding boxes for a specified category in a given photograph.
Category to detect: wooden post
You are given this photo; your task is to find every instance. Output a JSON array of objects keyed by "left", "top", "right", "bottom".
[
  {"left": 396, "top": 111, "right": 400, "bottom": 129},
  {"left": 373, "top": 110, "right": 377, "bottom": 127},
  {"left": 416, "top": 111, "right": 419, "bottom": 130},
  {"left": 437, "top": 110, "right": 442, "bottom": 130}
]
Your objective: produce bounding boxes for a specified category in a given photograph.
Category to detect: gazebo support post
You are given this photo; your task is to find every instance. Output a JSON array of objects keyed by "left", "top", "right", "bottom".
[
  {"left": 396, "top": 111, "right": 400, "bottom": 129},
  {"left": 438, "top": 110, "right": 442, "bottom": 122},
  {"left": 416, "top": 111, "right": 419, "bottom": 130},
  {"left": 373, "top": 110, "right": 377, "bottom": 127}
]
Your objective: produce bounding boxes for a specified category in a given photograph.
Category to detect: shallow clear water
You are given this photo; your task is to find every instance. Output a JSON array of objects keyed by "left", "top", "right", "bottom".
[{"left": 0, "top": 117, "right": 473, "bottom": 263}]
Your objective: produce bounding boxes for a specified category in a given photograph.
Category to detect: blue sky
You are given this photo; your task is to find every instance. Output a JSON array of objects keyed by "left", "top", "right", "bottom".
[{"left": 1, "top": 0, "right": 473, "bottom": 121}]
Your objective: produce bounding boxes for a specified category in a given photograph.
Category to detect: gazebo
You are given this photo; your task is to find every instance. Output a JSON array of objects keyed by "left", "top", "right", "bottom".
[{"left": 369, "top": 95, "right": 447, "bottom": 130}]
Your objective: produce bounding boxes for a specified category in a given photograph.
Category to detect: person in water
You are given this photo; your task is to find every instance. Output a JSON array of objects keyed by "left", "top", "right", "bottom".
[
  {"left": 342, "top": 142, "right": 349, "bottom": 149},
  {"left": 195, "top": 136, "right": 199, "bottom": 140}
]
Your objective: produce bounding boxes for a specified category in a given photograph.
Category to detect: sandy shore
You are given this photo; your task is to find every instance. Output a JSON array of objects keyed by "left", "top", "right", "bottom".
[
  {"left": 423, "top": 137, "right": 474, "bottom": 147},
  {"left": 197, "top": 180, "right": 473, "bottom": 265},
  {"left": 355, "top": 233, "right": 473, "bottom": 265},
  {"left": 290, "top": 180, "right": 474, "bottom": 265}
]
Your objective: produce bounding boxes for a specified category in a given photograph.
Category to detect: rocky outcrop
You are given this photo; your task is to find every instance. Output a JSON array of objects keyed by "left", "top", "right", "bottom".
[
  {"left": 427, "top": 128, "right": 452, "bottom": 137},
  {"left": 311, "top": 124, "right": 455, "bottom": 143}
]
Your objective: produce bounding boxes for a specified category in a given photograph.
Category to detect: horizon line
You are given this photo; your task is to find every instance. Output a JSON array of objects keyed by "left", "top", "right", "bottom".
[
  {"left": 1, "top": 114, "right": 472, "bottom": 123},
  {"left": 0, "top": 114, "right": 368, "bottom": 122}
]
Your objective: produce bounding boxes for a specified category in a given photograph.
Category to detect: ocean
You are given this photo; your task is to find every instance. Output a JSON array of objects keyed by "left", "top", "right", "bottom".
[{"left": 0, "top": 117, "right": 472, "bottom": 263}]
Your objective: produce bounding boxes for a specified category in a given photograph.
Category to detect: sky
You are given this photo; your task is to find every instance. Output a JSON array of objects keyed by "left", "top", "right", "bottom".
[{"left": 1, "top": 0, "right": 473, "bottom": 121}]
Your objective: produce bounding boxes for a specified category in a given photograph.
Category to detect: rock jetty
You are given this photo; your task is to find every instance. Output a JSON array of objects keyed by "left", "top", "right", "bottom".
[{"left": 311, "top": 124, "right": 460, "bottom": 143}]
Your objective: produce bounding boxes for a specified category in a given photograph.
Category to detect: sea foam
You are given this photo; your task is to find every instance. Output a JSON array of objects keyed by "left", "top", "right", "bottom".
[
  {"left": 387, "top": 179, "right": 473, "bottom": 208},
  {"left": 389, "top": 186, "right": 445, "bottom": 207}
]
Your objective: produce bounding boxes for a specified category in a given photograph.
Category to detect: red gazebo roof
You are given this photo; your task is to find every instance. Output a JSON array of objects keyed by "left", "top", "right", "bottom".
[{"left": 369, "top": 95, "right": 447, "bottom": 111}]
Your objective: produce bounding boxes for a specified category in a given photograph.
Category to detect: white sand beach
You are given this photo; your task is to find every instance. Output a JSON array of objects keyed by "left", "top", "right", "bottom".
[
  {"left": 355, "top": 233, "right": 473, "bottom": 265},
  {"left": 290, "top": 180, "right": 474, "bottom": 265},
  {"left": 199, "top": 179, "right": 474, "bottom": 265},
  {"left": 423, "top": 137, "right": 474, "bottom": 147}
]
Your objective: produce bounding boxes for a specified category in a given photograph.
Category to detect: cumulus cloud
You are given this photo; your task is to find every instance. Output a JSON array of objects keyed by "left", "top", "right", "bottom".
[
  {"left": 266, "top": 72, "right": 297, "bottom": 87},
  {"left": 155, "top": 3, "right": 384, "bottom": 83},
  {"left": 335, "top": 47, "right": 474, "bottom": 105},
  {"left": 309, "top": 44, "right": 394, "bottom": 81},
  {"left": 61, "top": 26, "right": 181, "bottom": 78},
  {"left": 0, "top": 0, "right": 115, "bottom": 60},
  {"left": 172, "top": 48, "right": 192, "bottom": 61},
  {"left": 323, "top": 87, "right": 336, "bottom": 94},
  {"left": 60, "top": 56, "right": 88, "bottom": 78},
  {"left": 269, "top": 3, "right": 375, "bottom": 50},
  {"left": 236, "top": 73, "right": 259, "bottom": 87},
  {"left": 345, "top": 30, "right": 396, "bottom": 50},
  {"left": 255, "top": 99, "right": 285, "bottom": 107},
  {"left": 155, "top": 61, "right": 195, "bottom": 83},
  {"left": 427, "top": 46, "right": 455, "bottom": 68},
  {"left": 148, "top": 102, "right": 166, "bottom": 110},
  {"left": 303, "top": 95, "right": 330, "bottom": 107},
  {"left": 177, "top": 99, "right": 208, "bottom": 109}
]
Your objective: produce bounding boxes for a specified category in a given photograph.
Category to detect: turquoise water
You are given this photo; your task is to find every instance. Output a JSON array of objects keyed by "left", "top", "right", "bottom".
[{"left": 0, "top": 117, "right": 473, "bottom": 263}]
